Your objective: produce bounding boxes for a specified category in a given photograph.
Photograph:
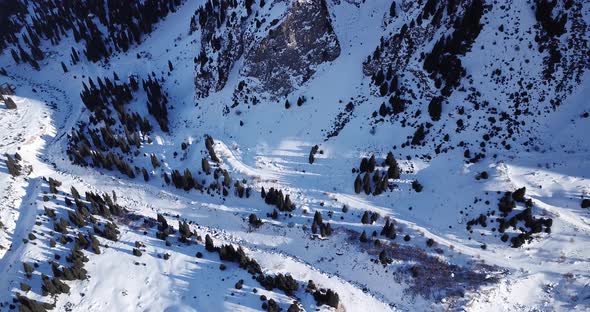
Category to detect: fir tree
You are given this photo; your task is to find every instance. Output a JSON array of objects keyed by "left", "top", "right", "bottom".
[
  {"left": 359, "top": 230, "right": 368, "bottom": 242},
  {"left": 363, "top": 173, "right": 371, "bottom": 195},
  {"left": 428, "top": 96, "right": 443, "bottom": 121},
  {"left": 389, "top": 1, "right": 396, "bottom": 17},
  {"left": 5, "top": 153, "right": 21, "bottom": 176},
  {"left": 205, "top": 234, "right": 215, "bottom": 251},
  {"left": 201, "top": 158, "right": 211, "bottom": 175},
  {"left": 361, "top": 211, "right": 370, "bottom": 224},
  {"left": 354, "top": 174, "right": 362, "bottom": 194}
]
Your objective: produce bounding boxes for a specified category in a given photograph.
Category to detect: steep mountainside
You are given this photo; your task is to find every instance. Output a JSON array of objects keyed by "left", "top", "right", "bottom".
[{"left": 0, "top": 0, "right": 589, "bottom": 311}]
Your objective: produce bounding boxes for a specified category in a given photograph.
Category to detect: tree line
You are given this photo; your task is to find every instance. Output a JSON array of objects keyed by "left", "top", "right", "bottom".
[{"left": 3, "top": 0, "right": 183, "bottom": 69}]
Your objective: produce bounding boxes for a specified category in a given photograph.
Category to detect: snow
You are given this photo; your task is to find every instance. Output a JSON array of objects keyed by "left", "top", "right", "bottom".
[
  {"left": 0, "top": 0, "right": 589, "bottom": 311},
  {"left": 0, "top": 96, "right": 54, "bottom": 259}
]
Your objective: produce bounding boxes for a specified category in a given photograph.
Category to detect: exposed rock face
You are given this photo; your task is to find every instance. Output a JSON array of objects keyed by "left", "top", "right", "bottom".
[
  {"left": 242, "top": 0, "right": 340, "bottom": 97},
  {"left": 194, "top": 0, "right": 340, "bottom": 99}
]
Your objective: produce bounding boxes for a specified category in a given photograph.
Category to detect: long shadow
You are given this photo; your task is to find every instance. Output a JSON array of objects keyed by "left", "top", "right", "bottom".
[
  {"left": 92, "top": 217, "right": 302, "bottom": 311},
  {"left": 0, "top": 177, "right": 73, "bottom": 305},
  {"left": 0, "top": 176, "right": 41, "bottom": 254}
]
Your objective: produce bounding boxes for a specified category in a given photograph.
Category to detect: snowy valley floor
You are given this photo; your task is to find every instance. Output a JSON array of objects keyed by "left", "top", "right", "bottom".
[
  {"left": 0, "top": 1, "right": 589, "bottom": 310},
  {"left": 0, "top": 72, "right": 588, "bottom": 311}
]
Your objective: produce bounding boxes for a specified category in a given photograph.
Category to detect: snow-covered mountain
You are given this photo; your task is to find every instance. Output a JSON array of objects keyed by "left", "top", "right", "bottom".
[{"left": 0, "top": 0, "right": 589, "bottom": 311}]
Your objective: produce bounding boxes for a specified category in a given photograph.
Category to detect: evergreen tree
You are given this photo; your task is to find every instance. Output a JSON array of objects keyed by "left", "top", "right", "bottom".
[
  {"left": 5, "top": 154, "right": 21, "bottom": 176},
  {"left": 297, "top": 96, "right": 305, "bottom": 106},
  {"left": 361, "top": 211, "right": 370, "bottom": 224},
  {"left": 354, "top": 174, "right": 362, "bottom": 194},
  {"left": 359, "top": 230, "right": 368, "bottom": 242},
  {"left": 313, "top": 211, "right": 323, "bottom": 225},
  {"left": 379, "top": 249, "right": 389, "bottom": 264},
  {"left": 205, "top": 234, "right": 215, "bottom": 251},
  {"left": 313, "top": 288, "right": 339, "bottom": 308},
  {"left": 512, "top": 187, "right": 526, "bottom": 202},
  {"left": 201, "top": 158, "right": 211, "bottom": 175},
  {"left": 368, "top": 155, "right": 376, "bottom": 172},
  {"left": 142, "top": 168, "right": 149, "bottom": 181},
  {"left": 387, "top": 162, "right": 400, "bottom": 180},
  {"left": 411, "top": 180, "right": 423, "bottom": 192},
  {"left": 205, "top": 135, "right": 219, "bottom": 162},
  {"left": 374, "top": 69, "right": 384, "bottom": 86},
  {"left": 23, "top": 262, "right": 34, "bottom": 278},
  {"left": 389, "top": 1, "right": 396, "bottom": 17},
  {"left": 150, "top": 154, "right": 160, "bottom": 168},
  {"left": 381, "top": 219, "right": 396, "bottom": 239},
  {"left": 428, "top": 96, "right": 443, "bottom": 121},
  {"left": 10, "top": 49, "right": 20, "bottom": 63},
  {"left": 308, "top": 145, "right": 319, "bottom": 164},
  {"left": 359, "top": 157, "right": 368, "bottom": 173},
  {"left": 411, "top": 125, "right": 425, "bottom": 145},
  {"left": 248, "top": 213, "right": 262, "bottom": 227},
  {"left": 379, "top": 82, "right": 388, "bottom": 96},
  {"left": 535, "top": 0, "right": 567, "bottom": 37},
  {"left": 379, "top": 103, "right": 389, "bottom": 117},
  {"left": 363, "top": 173, "right": 371, "bottom": 195}
]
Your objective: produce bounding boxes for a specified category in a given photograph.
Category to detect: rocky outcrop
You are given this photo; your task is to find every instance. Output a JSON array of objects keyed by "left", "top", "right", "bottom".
[
  {"left": 194, "top": 0, "right": 340, "bottom": 99},
  {"left": 241, "top": 0, "right": 341, "bottom": 97}
]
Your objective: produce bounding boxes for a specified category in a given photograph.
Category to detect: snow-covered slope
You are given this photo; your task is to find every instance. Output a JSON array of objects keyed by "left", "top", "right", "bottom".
[{"left": 0, "top": 0, "right": 589, "bottom": 311}]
